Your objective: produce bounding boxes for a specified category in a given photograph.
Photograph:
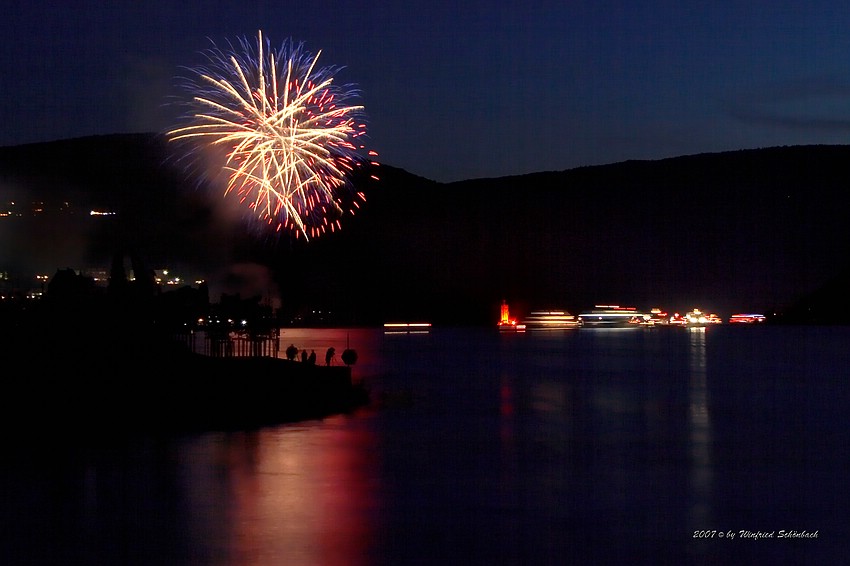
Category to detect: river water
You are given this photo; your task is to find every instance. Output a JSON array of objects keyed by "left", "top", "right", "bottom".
[{"left": 2, "top": 325, "right": 849, "bottom": 564}]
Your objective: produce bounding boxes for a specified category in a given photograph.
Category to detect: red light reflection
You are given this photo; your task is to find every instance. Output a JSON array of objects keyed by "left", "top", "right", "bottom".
[{"left": 194, "top": 416, "right": 381, "bottom": 566}]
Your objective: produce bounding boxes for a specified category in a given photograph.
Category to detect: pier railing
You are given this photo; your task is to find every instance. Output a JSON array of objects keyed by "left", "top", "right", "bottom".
[{"left": 173, "top": 329, "right": 280, "bottom": 358}]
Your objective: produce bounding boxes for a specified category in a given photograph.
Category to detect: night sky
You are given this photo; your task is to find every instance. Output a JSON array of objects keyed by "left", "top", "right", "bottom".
[{"left": 3, "top": 2, "right": 850, "bottom": 183}]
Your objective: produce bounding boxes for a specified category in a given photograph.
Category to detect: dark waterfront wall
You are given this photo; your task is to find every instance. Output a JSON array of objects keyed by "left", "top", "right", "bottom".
[{"left": 1, "top": 315, "right": 366, "bottom": 438}]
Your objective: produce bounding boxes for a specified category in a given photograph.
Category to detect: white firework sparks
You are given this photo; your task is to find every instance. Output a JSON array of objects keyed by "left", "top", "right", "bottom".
[{"left": 167, "top": 30, "right": 377, "bottom": 240}]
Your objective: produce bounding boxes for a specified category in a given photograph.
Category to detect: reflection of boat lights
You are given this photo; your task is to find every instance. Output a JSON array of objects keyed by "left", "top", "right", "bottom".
[{"left": 687, "top": 324, "right": 712, "bottom": 528}]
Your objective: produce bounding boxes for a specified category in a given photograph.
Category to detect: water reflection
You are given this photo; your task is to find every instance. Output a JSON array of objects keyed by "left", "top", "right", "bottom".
[
  {"left": 687, "top": 327, "right": 712, "bottom": 529},
  {"left": 498, "top": 372, "right": 518, "bottom": 516},
  {"left": 179, "top": 416, "right": 380, "bottom": 566}
]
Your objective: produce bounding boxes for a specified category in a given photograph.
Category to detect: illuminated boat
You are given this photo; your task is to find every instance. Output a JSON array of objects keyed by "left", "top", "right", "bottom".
[
  {"left": 498, "top": 300, "right": 526, "bottom": 331},
  {"left": 729, "top": 313, "right": 766, "bottom": 324},
  {"left": 522, "top": 310, "right": 581, "bottom": 330},
  {"left": 684, "top": 308, "right": 723, "bottom": 326},
  {"left": 668, "top": 312, "right": 687, "bottom": 326},
  {"left": 629, "top": 307, "right": 668, "bottom": 326},
  {"left": 578, "top": 305, "right": 646, "bottom": 327},
  {"left": 383, "top": 322, "right": 432, "bottom": 334}
]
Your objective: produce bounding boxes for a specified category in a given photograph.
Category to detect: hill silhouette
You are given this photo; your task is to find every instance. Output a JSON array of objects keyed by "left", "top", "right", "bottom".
[{"left": 1, "top": 134, "right": 848, "bottom": 325}]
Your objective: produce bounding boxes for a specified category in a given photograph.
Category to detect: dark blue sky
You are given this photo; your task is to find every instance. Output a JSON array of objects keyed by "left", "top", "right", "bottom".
[{"left": 3, "top": 1, "right": 850, "bottom": 182}]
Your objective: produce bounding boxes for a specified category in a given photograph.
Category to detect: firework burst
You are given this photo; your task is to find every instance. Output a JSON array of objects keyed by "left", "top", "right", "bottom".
[{"left": 167, "top": 30, "right": 378, "bottom": 240}]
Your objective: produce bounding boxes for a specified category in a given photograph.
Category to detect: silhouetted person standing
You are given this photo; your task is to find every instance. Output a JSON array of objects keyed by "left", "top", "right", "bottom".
[
  {"left": 307, "top": 350, "right": 317, "bottom": 365},
  {"left": 301, "top": 349, "right": 308, "bottom": 363},
  {"left": 325, "top": 347, "right": 335, "bottom": 366}
]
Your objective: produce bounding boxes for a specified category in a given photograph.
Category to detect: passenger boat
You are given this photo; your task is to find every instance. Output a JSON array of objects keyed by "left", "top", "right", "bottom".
[
  {"left": 729, "top": 313, "right": 766, "bottom": 324},
  {"left": 383, "top": 322, "right": 432, "bottom": 334},
  {"left": 498, "top": 300, "right": 526, "bottom": 331},
  {"left": 522, "top": 310, "right": 581, "bottom": 330},
  {"left": 578, "top": 305, "right": 646, "bottom": 327},
  {"left": 684, "top": 308, "right": 723, "bottom": 326},
  {"left": 668, "top": 312, "right": 687, "bottom": 326},
  {"left": 629, "top": 307, "right": 669, "bottom": 326}
]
